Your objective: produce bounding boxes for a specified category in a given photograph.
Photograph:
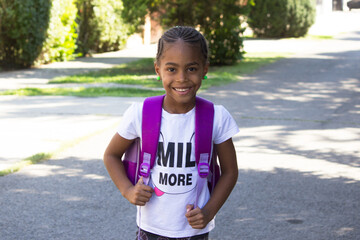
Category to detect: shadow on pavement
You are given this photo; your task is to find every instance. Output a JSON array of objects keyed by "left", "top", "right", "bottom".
[
  {"left": 0, "top": 156, "right": 359, "bottom": 240},
  {"left": 216, "top": 168, "right": 360, "bottom": 240},
  {"left": 0, "top": 157, "right": 137, "bottom": 240},
  {"left": 201, "top": 49, "right": 360, "bottom": 169},
  {"left": 0, "top": 57, "right": 142, "bottom": 81}
]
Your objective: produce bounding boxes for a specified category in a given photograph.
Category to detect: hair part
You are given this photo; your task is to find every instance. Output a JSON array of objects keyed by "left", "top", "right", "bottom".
[{"left": 156, "top": 26, "right": 209, "bottom": 64}]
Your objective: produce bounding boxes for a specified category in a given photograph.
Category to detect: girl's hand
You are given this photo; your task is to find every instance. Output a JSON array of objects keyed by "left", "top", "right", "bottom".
[
  {"left": 185, "top": 204, "right": 212, "bottom": 229},
  {"left": 124, "top": 177, "right": 154, "bottom": 206}
]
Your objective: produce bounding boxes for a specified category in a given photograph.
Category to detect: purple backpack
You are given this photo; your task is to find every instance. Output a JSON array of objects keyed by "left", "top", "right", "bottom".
[{"left": 122, "top": 95, "right": 220, "bottom": 199}]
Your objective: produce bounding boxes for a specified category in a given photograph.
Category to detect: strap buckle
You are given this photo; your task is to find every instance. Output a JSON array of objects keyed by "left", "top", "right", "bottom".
[
  {"left": 198, "top": 153, "right": 210, "bottom": 178},
  {"left": 198, "top": 163, "right": 210, "bottom": 178},
  {"left": 139, "top": 153, "right": 151, "bottom": 178}
]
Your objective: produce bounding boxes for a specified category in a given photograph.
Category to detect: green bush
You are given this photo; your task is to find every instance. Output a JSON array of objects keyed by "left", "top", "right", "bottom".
[
  {"left": 0, "top": 0, "right": 51, "bottom": 68},
  {"left": 76, "top": 0, "right": 130, "bottom": 55},
  {"left": 129, "top": 0, "right": 253, "bottom": 66},
  {"left": 38, "top": 0, "right": 78, "bottom": 64},
  {"left": 199, "top": 1, "right": 252, "bottom": 65},
  {"left": 0, "top": 0, "right": 78, "bottom": 68},
  {"left": 248, "top": 0, "right": 316, "bottom": 38}
]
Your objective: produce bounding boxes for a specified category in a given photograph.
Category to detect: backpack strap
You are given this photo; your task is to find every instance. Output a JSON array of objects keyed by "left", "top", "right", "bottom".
[
  {"left": 195, "top": 96, "right": 214, "bottom": 178},
  {"left": 194, "top": 97, "right": 215, "bottom": 208},
  {"left": 139, "top": 95, "right": 165, "bottom": 184}
]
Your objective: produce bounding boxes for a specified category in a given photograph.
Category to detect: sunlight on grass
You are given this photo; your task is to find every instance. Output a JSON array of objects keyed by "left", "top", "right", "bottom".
[
  {"left": 304, "top": 35, "right": 333, "bottom": 40},
  {"left": 0, "top": 153, "right": 52, "bottom": 176},
  {"left": 202, "top": 52, "right": 290, "bottom": 89},
  {"left": 1, "top": 52, "right": 289, "bottom": 97},
  {"left": 0, "top": 87, "right": 165, "bottom": 97},
  {"left": 50, "top": 58, "right": 162, "bottom": 87},
  {"left": 51, "top": 52, "right": 289, "bottom": 89}
]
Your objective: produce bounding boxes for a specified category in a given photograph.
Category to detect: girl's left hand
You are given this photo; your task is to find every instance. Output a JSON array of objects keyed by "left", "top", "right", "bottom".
[{"left": 185, "top": 204, "right": 211, "bottom": 229}]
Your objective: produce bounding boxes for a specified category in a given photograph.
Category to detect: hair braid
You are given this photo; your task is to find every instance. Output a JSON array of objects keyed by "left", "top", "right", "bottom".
[{"left": 156, "top": 26, "right": 209, "bottom": 64}]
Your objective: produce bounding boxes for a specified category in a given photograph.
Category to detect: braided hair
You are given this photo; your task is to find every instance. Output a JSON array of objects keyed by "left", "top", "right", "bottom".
[{"left": 156, "top": 26, "right": 209, "bottom": 64}]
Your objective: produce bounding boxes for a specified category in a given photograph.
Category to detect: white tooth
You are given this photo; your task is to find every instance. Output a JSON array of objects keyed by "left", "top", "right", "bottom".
[{"left": 175, "top": 88, "right": 188, "bottom": 92}]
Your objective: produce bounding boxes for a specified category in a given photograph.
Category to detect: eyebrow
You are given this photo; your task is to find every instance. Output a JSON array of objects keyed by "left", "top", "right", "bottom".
[{"left": 165, "top": 62, "right": 200, "bottom": 67}]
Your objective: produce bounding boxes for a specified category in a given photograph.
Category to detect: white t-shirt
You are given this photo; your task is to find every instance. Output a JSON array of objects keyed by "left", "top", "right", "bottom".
[{"left": 117, "top": 101, "right": 239, "bottom": 238}]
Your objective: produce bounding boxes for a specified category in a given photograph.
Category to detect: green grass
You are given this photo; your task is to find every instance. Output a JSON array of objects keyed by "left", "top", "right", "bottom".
[
  {"left": 50, "top": 53, "right": 287, "bottom": 89},
  {"left": 202, "top": 52, "right": 288, "bottom": 89},
  {"left": 244, "top": 34, "right": 334, "bottom": 40},
  {"left": 0, "top": 152, "right": 52, "bottom": 176},
  {"left": 0, "top": 122, "right": 120, "bottom": 176},
  {"left": 305, "top": 35, "right": 333, "bottom": 40},
  {"left": 50, "top": 58, "right": 162, "bottom": 87},
  {"left": 0, "top": 87, "right": 165, "bottom": 97},
  {"left": 1, "top": 52, "right": 289, "bottom": 97}
]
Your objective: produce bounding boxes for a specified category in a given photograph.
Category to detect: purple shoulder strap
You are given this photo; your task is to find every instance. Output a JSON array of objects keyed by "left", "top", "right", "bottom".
[
  {"left": 139, "top": 95, "right": 214, "bottom": 185},
  {"left": 139, "top": 95, "right": 164, "bottom": 180},
  {"left": 195, "top": 97, "right": 214, "bottom": 178}
]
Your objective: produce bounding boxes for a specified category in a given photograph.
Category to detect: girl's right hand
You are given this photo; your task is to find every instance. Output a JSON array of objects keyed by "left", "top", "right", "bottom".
[{"left": 124, "top": 177, "right": 154, "bottom": 206}]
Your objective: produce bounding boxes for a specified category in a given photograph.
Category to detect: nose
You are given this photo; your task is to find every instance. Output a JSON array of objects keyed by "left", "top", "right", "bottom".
[{"left": 177, "top": 70, "right": 186, "bottom": 82}]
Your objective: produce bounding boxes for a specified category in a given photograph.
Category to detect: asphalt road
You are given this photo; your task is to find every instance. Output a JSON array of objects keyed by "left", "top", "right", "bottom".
[
  {"left": 1, "top": 32, "right": 360, "bottom": 240},
  {"left": 202, "top": 30, "right": 360, "bottom": 239}
]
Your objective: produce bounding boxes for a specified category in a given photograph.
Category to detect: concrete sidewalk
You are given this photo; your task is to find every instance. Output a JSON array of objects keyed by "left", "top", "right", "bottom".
[
  {"left": 0, "top": 44, "right": 158, "bottom": 173},
  {"left": 0, "top": 44, "right": 157, "bottom": 91},
  {"left": 0, "top": 11, "right": 359, "bottom": 174}
]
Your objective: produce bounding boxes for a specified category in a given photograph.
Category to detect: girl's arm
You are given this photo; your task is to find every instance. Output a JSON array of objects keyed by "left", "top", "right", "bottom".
[
  {"left": 185, "top": 137, "right": 238, "bottom": 229},
  {"left": 103, "top": 133, "right": 154, "bottom": 206}
]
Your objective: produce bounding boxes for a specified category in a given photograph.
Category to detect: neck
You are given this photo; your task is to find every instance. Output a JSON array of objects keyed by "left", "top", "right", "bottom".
[{"left": 163, "top": 96, "right": 196, "bottom": 114}]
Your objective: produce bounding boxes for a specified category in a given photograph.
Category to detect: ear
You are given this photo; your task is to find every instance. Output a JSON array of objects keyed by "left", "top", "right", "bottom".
[
  {"left": 203, "top": 62, "right": 209, "bottom": 78},
  {"left": 154, "top": 62, "right": 161, "bottom": 76}
]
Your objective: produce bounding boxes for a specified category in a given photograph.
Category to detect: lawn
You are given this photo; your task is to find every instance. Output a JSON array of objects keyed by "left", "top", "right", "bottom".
[{"left": 0, "top": 52, "right": 289, "bottom": 97}]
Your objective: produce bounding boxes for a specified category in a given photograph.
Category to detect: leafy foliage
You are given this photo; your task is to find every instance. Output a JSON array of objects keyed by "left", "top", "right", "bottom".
[
  {"left": 0, "top": 0, "right": 78, "bottom": 68},
  {"left": 0, "top": 0, "right": 51, "bottom": 68},
  {"left": 121, "top": 0, "right": 150, "bottom": 34},
  {"left": 199, "top": 1, "right": 249, "bottom": 65},
  {"left": 248, "top": 0, "right": 316, "bottom": 38},
  {"left": 76, "top": 0, "right": 131, "bottom": 55},
  {"left": 123, "top": 0, "right": 253, "bottom": 66},
  {"left": 39, "top": 0, "right": 78, "bottom": 64}
]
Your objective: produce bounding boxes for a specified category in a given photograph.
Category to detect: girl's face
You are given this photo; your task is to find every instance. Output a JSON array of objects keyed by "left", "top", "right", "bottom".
[{"left": 155, "top": 40, "right": 209, "bottom": 114}]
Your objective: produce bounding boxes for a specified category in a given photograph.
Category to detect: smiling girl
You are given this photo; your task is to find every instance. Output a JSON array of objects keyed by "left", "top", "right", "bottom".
[{"left": 104, "top": 26, "right": 239, "bottom": 240}]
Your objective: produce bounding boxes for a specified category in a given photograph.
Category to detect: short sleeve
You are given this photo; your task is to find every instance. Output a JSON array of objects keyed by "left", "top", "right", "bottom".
[
  {"left": 213, "top": 105, "right": 239, "bottom": 145},
  {"left": 117, "top": 102, "right": 143, "bottom": 140}
]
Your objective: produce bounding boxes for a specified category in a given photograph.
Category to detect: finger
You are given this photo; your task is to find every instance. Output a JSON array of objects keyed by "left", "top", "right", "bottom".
[
  {"left": 186, "top": 204, "right": 194, "bottom": 213},
  {"left": 185, "top": 207, "right": 200, "bottom": 218},
  {"left": 141, "top": 185, "right": 154, "bottom": 193},
  {"left": 137, "top": 177, "right": 154, "bottom": 193},
  {"left": 190, "top": 223, "right": 205, "bottom": 229},
  {"left": 137, "top": 195, "right": 151, "bottom": 203},
  {"left": 139, "top": 189, "right": 153, "bottom": 199},
  {"left": 137, "top": 176, "right": 144, "bottom": 185},
  {"left": 188, "top": 215, "right": 205, "bottom": 228},
  {"left": 135, "top": 200, "right": 146, "bottom": 206}
]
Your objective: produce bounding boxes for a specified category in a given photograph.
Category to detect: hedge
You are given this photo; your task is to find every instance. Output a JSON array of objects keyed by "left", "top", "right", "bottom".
[
  {"left": 0, "top": 0, "right": 51, "bottom": 68},
  {"left": 248, "top": 0, "right": 316, "bottom": 38},
  {"left": 76, "top": 0, "right": 130, "bottom": 55},
  {"left": 126, "top": 0, "right": 253, "bottom": 66},
  {"left": 0, "top": 0, "right": 130, "bottom": 68},
  {"left": 39, "top": 0, "right": 78, "bottom": 64}
]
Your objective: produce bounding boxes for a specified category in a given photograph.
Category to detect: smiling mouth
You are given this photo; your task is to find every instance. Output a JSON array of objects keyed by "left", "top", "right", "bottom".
[{"left": 174, "top": 87, "right": 191, "bottom": 92}]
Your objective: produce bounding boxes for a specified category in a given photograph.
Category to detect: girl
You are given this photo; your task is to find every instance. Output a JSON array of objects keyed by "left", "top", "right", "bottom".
[{"left": 104, "top": 26, "right": 239, "bottom": 240}]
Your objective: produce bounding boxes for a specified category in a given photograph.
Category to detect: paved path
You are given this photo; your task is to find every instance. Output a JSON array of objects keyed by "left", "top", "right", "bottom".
[
  {"left": 0, "top": 12, "right": 360, "bottom": 240},
  {"left": 202, "top": 30, "right": 360, "bottom": 240},
  {"left": 0, "top": 44, "right": 157, "bottom": 91}
]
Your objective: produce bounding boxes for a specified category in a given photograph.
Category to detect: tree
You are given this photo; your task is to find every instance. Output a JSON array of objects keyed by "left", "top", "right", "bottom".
[
  {"left": 247, "top": 0, "right": 315, "bottom": 38},
  {"left": 122, "top": 0, "right": 253, "bottom": 66},
  {"left": 76, "top": 0, "right": 131, "bottom": 55},
  {"left": 0, "top": 0, "right": 51, "bottom": 68}
]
